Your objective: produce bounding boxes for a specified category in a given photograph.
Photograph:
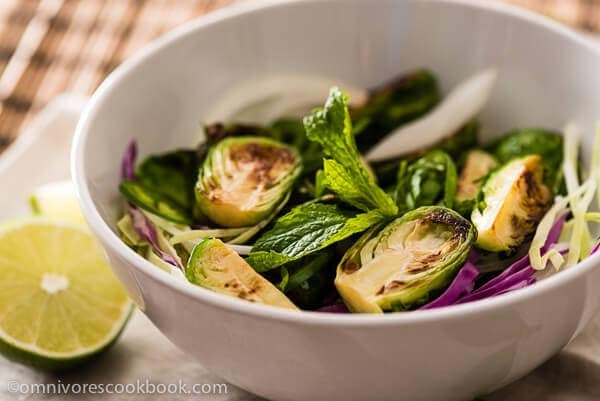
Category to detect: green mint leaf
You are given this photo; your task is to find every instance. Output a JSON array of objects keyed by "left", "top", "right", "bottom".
[
  {"left": 136, "top": 150, "right": 199, "bottom": 210},
  {"left": 303, "top": 88, "right": 398, "bottom": 216},
  {"left": 247, "top": 203, "right": 384, "bottom": 272}
]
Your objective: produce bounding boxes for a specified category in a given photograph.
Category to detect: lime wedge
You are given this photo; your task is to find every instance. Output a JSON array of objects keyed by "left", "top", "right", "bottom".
[
  {"left": 0, "top": 218, "right": 132, "bottom": 370},
  {"left": 29, "top": 180, "right": 86, "bottom": 224}
]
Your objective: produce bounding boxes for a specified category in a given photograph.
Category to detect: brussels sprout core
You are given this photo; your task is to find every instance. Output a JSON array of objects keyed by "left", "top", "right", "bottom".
[
  {"left": 471, "top": 155, "right": 551, "bottom": 252},
  {"left": 335, "top": 206, "right": 476, "bottom": 313},
  {"left": 196, "top": 137, "right": 301, "bottom": 227}
]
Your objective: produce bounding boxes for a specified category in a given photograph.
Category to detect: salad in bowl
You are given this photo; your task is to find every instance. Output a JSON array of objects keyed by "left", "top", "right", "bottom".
[{"left": 115, "top": 68, "right": 600, "bottom": 314}]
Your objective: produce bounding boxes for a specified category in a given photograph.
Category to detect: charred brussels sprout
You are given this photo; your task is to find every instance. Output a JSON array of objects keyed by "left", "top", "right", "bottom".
[
  {"left": 186, "top": 239, "right": 298, "bottom": 309},
  {"left": 471, "top": 155, "right": 552, "bottom": 252},
  {"left": 490, "top": 129, "right": 563, "bottom": 191},
  {"left": 195, "top": 136, "right": 302, "bottom": 227},
  {"left": 455, "top": 149, "right": 498, "bottom": 202},
  {"left": 268, "top": 119, "right": 324, "bottom": 175},
  {"left": 204, "top": 120, "right": 323, "bottom": 176},
  {"left": 335, "top": 206, "right": 476, "bottom": 313}
]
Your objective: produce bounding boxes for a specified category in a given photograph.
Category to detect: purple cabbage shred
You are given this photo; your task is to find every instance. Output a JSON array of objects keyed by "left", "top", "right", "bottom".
[
  {"left": 420, "top": 261, "right": 479, "bottom": 310},
  {"left": 128, "top": 206, "right": 179, "bottom": 267},
  {"left": 590, "top": 241, "right": 600, "bottom": 256},
  {"left": 121, "top": 140, "right": 180, "bottom": 268},
  {"left": 121, "top": 140, "right": 138, "bottom": 181},
  {"left": 316, "top": 303, "right": 350, "bottom": 313}
]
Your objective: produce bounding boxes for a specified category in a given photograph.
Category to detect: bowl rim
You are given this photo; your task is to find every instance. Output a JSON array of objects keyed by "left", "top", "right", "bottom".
[{"left": 72, "top": 0, "right": 600, "bottom": 327}]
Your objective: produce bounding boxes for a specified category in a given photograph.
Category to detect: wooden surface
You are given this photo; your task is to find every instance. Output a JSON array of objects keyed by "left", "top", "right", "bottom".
[
  {"left": 0, "top": 0, "right": 598, "bottom": 153},
  {"left": 0, "top": 0, "right": 232, "bottom": 152}
]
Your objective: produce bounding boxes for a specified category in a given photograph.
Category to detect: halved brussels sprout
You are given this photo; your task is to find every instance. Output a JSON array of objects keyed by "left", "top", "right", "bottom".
[
  {"left": 490, "top": 128, "right": 563, "bottom": 192},
  {"left": 471, "top": 155, "right": 552, "bottom": 252},
  {"left": 186, "top": 238, "right": 298, "bottom": 310},
  {"left": 455, "top": 149, "right": 498, "bottom": 202},
  {"left": 335, "top": 206, "right": 476, "bottom": 313},
  {"left": 195, "top": 136, "right": 302, "bottom": 227}
]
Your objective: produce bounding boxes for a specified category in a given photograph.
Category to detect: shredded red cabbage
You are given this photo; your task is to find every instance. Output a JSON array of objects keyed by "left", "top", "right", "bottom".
[
  {"left": 420, "top": 261, "right": 479, "bottom": 310},
  {"left": 128, "top": 206, "right": 179, "bottom": 267},
  {"left": 121, "top": 140, "right": 138, "bottom": 181},
  {"left": 590, "top": 241, "right": 600, "bottom": 256},
  {"left": 467, "top": 249, "right": 480, "bottom": 263},
  {"left": 476, "top": 254, "right": 530, "bottom": 293},
  {"left": 456, "top": 266, "right": 535, "bottom": 304},
  {"left": 316, "top": 303, "right": 350, "bottom": 313}
]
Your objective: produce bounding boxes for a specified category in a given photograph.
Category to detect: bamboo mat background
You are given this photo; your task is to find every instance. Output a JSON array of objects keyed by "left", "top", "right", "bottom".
[{"left": 0, "top": 0, "right": 598, "bottom": 154}]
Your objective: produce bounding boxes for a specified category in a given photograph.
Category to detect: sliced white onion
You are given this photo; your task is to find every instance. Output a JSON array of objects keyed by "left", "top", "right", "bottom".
[
  {"left": 227, "top": 244, "right": 252, "bottom": 255},
  {"left": 203, "top": 75, "right": 368, "bottom": 125},
  {"left": 365, "top": 68, "right": 498, "bottom": 162}
]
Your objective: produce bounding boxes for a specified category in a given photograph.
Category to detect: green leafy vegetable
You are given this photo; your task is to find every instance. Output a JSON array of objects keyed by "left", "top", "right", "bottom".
[
  {"left": 277, "top": 249, "right": 336, "bottom": 309},
  {"left": 394, "top": 150, "right": 458, "bottom": 213},
  {"left": 119, "top": 180, "right": 193, "bottom": 224},
  {"left": 436, "top": 120, "right": 479, "bottom": 159},
  {"left": 247, "top": 203, "right": 385, "bottom": 272},
  {"left": 268, "top": 118, "right": 324, "bottom": 175},
  {"left": 303, "top": 88, "right": 398, "bottom": 216},
  {"left": 119, "top": 150, "right": 199, "bottom": 224},
  {"left": 136, "top": 150, "right": 199, "bottom": 209},
  {"left": 248, "top": 88, "right": 399, "bottom": 274},
  {"left": 352, "top": 69, "right": 440, "bottom": 152},
  {"left": 490, "top": 128, "right": 563, "bottom": 191},
  {"left": 314, "top": 170, "right": 327, "bottom": 197},
  {"left": 372, "top": 120, "right": 479, "bottom": 188}
]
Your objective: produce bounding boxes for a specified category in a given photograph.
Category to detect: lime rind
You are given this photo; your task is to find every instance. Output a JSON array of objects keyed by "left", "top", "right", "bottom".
[{"left": 0, "top": 302, "right": 133, "bottom": 371}]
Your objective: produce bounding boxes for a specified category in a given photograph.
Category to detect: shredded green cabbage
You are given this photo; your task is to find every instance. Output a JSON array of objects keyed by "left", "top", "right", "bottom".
[
  {"left": 567, "top": 180, "right": 596, "bottom": 266},
  {"left": 528, "top": 195, "right": 567, "bottom": 270},
  {"left": 228, "top": 192, "right": 291, "bottom": 244},
  {"left": 563, "top": 122, "right": 600, "bottom": 266},
  {"left": 585, "top": 212, "right": 600, "bottom": 223},
  {"left": 529, "top": 122, "right": 600, "bottom": 270},
  {"left": 593, "top": 122, "right": 600, "bottom": 207},
  {"left": 142, "top": 211, "right": 190, "bottom": 236},
  {"left": 169, "top": 227, "right": 250, "bottom": 245}
]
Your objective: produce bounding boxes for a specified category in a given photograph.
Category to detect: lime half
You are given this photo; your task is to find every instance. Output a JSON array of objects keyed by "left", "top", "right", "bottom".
[
  {"left": 29, "top": 180, "right": 86, "bottom": 224},
  {"left": 0, "top": 218, "right": 132, "bottom": 370}
]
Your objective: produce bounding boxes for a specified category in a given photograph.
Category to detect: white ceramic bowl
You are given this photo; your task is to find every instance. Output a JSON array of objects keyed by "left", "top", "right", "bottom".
[{"left": 72, "top": 1, "right": 600, "bottom": 400}]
